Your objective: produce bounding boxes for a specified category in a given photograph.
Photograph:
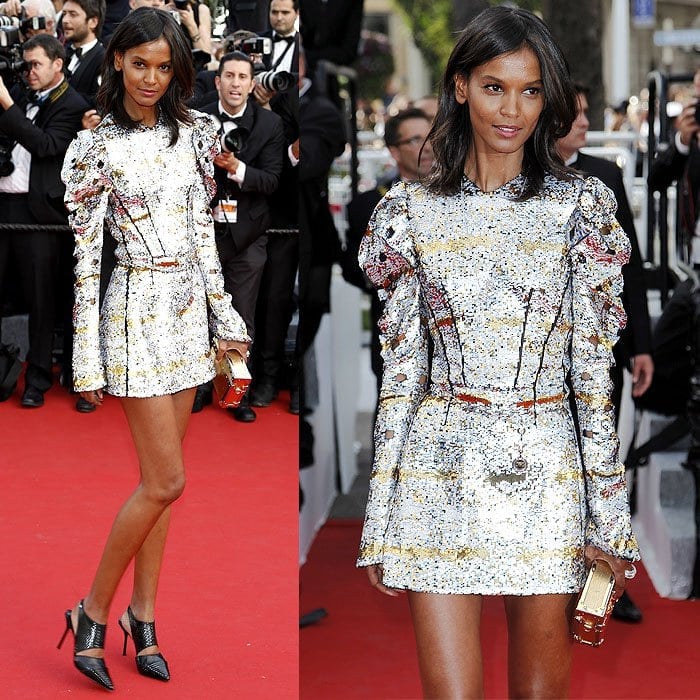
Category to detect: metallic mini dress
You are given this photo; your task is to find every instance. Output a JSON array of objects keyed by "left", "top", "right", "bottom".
[
  {"left": 356, "top": 175, "right": 640, "bottom": 595},
  {"left": 62, "top": 112, "right": 249, "bottom": 398}
]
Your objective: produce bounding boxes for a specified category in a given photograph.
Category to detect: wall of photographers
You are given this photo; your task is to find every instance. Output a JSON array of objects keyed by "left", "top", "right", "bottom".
[{"left": 0, "top": 0, "right": 305, "bottom": 415}]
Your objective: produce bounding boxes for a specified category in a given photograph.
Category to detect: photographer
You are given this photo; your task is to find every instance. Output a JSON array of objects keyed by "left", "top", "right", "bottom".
[
  {"left": 169, "top": 0, "right": 211, "bottom": 69},
  {"left": 649, "top": 66, "right": 700, "bottom": 264},
  {"left": 0, "top": 33, "right": 87, "bottom": 407},
  {"left": 20, "top": 0, "right": 56, "bottom": 37},
  {"left": 248, "top": 0, "right": 298, "bottom": 412},
  {"left": 199, "top": 50, "right": 284, "bottom": 421}
]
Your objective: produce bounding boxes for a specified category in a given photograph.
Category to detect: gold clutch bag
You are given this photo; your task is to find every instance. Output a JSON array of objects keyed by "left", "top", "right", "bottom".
[
  {"left": 212, "top": 348, "right": 251, "bottom": 409},
  {"left": 572, "top": 559, "right": 616, "bottom": 647}
]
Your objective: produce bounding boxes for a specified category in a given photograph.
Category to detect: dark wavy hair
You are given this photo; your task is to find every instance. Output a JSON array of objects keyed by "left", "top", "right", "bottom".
[
  {"left": 427, "top": 5, "right": 578, "bottom": 200},
  {"left": 97, "top": 7, "right": 194, "bottom": 146}
]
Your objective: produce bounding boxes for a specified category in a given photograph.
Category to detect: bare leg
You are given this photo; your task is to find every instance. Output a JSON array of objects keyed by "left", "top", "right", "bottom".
[
  {"left": 124, "top": 388, "right": 195, "bottom": 655},
  {"left": 73, "top": 388, "right": 195, "bottom": 658},
  {"left": 408, "top": 591, "right": 484, "bottom": 699},
  {"left": 504, "top": 593, "right": 576, "bottom": 699}
]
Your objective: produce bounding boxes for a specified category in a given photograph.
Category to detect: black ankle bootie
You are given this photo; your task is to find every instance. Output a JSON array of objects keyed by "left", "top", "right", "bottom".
[
  {"left": 57, "top": 600, "right": 114, "bottom": 691},
  {"left": 118, "top": 606, "right": 170, "bottom": 681}
]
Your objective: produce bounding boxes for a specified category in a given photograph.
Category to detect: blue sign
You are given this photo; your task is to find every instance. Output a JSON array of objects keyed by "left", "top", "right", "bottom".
[{"left": 633, "top": 0, "right": 655, "bottom": 28}]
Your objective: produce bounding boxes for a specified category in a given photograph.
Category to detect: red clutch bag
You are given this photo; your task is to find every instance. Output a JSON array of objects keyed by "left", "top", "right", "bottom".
[
  {"left": 571, "top": 559, "right": 616, "bottom": 647},
  {"left": 212, "top": 348, "right": 251, "bottom": 409}
]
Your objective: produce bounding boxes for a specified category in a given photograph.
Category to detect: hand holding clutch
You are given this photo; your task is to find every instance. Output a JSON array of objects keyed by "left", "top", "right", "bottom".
[
  {"left": 212, "top": 347, "right": 251, "bottom": 409},
  {"left": 571, "top": 559, "right": 616, "bottom": 646}
]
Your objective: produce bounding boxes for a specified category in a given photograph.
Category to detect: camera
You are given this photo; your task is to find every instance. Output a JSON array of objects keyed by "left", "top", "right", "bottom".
[
  {"left": 174, "top": 0, "right": 189, "bottom": 9},
  {"left": 20, "top": 15, "right": 46, "bottom": 33},
  {"left": 240, "top": 36, "right": 271, "bottom": 57},
  {"left": 222, "top": 125, "right": 249, "bottom": 154},
  {"left": 0, "top": 136, "right": 16, "bottom": 176},
  {"left": 255, "top": 69, "right": 295, "bottom": 92},
  {"left": 0, "top": 21, "right": 28, "bottom": 83}
]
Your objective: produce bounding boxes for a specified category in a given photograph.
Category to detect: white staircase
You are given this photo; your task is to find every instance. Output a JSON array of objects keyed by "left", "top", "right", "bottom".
[{"left": 631, "top": 412, "right": 696, "bottom": 599}]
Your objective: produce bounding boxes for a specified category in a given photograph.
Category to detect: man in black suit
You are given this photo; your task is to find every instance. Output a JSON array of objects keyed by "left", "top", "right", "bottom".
[
  {"left": 557, "top": 84, "right": 653, "bottom": 623},
  {"left": 0, "top": 34, "right": 88, "bottom": 407},
  {"left": 61, "top": 0, "right": 106, "bottom": 107},
  {"left": 248, "top": 0, "right": 298, "bottom": 412},
  {"left": 299, "top": 0, "right": 362, "bottom": 77},
  {"left": 260, "top": 0, "right": 298, "bottom": 74},
  {"left": 200, "top": 50, "right": 284, "bottom": 421},
  {"left": 342, "top": 108, "right": 433, "bottom": 391},
  {"left": 649, "top": 67, "right": 700, "bottom": 264}
]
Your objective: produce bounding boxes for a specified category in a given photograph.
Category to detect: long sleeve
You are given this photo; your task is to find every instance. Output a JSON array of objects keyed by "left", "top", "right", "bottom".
[
  {"left": 190, "top": 114, "right": 249, "bottom": 343},
  {"left": 62, "top": 128, "right": 112, "bottom": 392},
  {"left": 356, "top": 182, "right": 429, "bottom": 565},
  {"left": 568, "top": 177, "right": 640, "bottom": 561}
]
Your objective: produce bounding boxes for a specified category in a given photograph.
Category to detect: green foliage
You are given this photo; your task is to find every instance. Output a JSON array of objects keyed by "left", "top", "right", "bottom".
[
  {"left": 391, "top": 0, "right": 544, "bottom": 88},
  {"left": 392, "top": 0, "right": 453, "bottom": 88}
]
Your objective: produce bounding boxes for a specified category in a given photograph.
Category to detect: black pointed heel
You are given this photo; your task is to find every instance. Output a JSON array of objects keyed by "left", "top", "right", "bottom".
[
  {"left": 118, "top": 606, "right": 170, "bottom": 681},
  {"left": 57, "top": 600, "right": 114, "bottom": 691}
]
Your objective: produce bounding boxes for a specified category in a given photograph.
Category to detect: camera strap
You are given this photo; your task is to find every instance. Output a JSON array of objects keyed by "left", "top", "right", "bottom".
[{"left": 272, "top": 38, "right": 294, "bottom": 70}]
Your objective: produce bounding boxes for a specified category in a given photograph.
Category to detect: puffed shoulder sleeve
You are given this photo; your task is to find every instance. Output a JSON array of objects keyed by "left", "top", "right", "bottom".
[
  {"left": 356, "top": 182, "right": 429, "bottom": 567},
  {"left": 62, "top": 128, "right": 112, "bottom": 393},
  {"left": 568, "top": 176, "right": 639, "bottom": 561},
  {"left": 190, "top": 113, "right": 249, "bottom": 343}
]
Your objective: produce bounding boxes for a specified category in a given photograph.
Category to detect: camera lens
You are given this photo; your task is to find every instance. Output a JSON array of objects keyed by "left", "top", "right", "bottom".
[
  {"left": 0, "top": 157, "right": 15, "bottom": 177},
  {"left": 223, "top": 128, "right": 245, "bottom": 154}
]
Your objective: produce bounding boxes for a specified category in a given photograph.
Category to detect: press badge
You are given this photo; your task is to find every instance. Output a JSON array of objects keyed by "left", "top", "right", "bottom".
[{"left": 214, "top": 199, "right": 238, "bottom": 223}]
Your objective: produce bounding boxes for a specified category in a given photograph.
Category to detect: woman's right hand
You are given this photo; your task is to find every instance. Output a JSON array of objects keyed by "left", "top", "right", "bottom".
[
  {"left": 366, "top": 564, "right": 403, "bottom": 597},
  {"left": 79, "top": 388, "right": 104, "bottom": 407}
]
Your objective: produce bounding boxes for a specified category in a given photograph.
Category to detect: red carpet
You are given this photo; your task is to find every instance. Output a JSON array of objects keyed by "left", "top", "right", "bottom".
[
  {"left": 0, "top": 383, "right": 298, "bottom": 699},
  {"left": 301, "top": 520, "right": 700, "bottom": 699}
]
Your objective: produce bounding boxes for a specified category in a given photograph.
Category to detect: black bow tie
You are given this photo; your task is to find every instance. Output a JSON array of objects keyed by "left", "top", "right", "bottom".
[
  {"left": 219, "top": 113, "right": 242, "bottom": 125},
  {"left": 273, "top": 34, "right": 294, "bottom": 44},
  {"left": 67, "top": 45, "right": 83, "bottom": 60}
]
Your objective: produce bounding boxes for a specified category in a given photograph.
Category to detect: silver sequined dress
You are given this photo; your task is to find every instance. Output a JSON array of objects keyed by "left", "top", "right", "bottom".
[
  {"left": 62, "top": 112, "right": 249, "bottom": 397},
  {"left": 356, "top": 175, "right": 640, "bottom": 595}
]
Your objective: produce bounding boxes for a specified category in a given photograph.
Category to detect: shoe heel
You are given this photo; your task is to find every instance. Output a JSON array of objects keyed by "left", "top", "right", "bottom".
[
  {"left": 57, "top": 610, "right": 72, "bottom": 649},
  {"left": 118, "top": 619, "right": 128, "bottom": 656}
]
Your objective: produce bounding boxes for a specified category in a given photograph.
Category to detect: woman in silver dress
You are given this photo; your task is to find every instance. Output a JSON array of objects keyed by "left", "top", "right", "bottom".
[
  {"left": 57, "top": 8, "right": 249, "bottom": 690},
  {"left": 357, "top": 6, "right": 640, "bottom": 697}
]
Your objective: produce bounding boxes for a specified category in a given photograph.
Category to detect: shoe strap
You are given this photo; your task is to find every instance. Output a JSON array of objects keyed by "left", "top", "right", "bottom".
[
  {"left": 128, "top": 607, "right": 159, "bottom": 652},
  {"left": 75, "top": 600, "right": 107, "bottom": 652}
]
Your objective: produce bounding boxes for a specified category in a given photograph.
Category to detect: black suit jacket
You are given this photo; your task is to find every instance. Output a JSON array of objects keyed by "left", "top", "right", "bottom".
[
  {"left": 299, "top": 0, "right": 363, "bottom": 74},
  {"left": 0, "top": 80, "right": 88, "bottom": 224},
  {"left": 67, "top": 42, "right": 105, "bottom": 107},
  {"left": 200, "top": 98, "right": 284, "bottom": 251},
  {"left": 574, "top": 151, "right": 652, "bottom": 361}
]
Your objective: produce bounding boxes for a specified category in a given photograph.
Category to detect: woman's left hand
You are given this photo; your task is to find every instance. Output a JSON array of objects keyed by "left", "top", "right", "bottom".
[
  {"left": 216, "top": 338, "right": 250, "bottom": 362},
  {"left": 584, "top": 545, "right": 637, "bottom": 598}
]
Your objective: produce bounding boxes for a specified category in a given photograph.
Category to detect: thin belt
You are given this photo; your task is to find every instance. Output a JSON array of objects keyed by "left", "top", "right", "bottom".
[
  {"left": 454, "top": 392, "right": 565, "bottom": 409},
  {"left": 116, "top": 255, "right": 194, "bottom": 273},
  {"left": 430, "top": 385, "right": 565, "bottom": 409}
]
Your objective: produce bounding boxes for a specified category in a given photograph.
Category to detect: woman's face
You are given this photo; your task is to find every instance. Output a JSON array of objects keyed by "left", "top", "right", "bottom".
[
  {"left": 114, "top": 37, "right": 174, "bottom": 120},
  {"left": 456, "top": 46, "right": 544, "bottom": 161}
]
